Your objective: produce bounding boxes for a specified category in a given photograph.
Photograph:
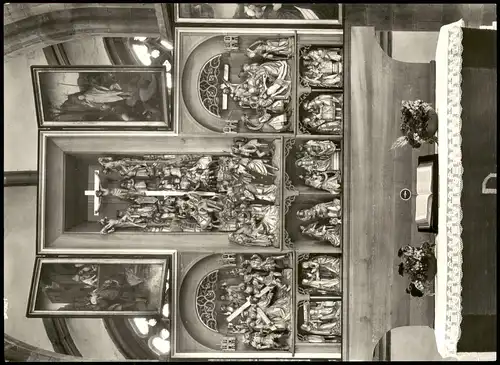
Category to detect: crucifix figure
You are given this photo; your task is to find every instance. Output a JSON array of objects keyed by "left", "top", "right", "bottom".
[
  {"left": 85, "top": 171, "right": 218, "bottom": 216},
  {"left": 84, "top": 171, "right": 103, "bottom": 216}
]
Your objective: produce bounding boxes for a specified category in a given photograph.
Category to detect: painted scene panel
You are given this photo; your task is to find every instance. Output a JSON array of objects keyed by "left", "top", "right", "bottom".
[
  {"left": 28, "top": 258, "right": 168, "bottom": 317},
  {"left": 32, "top": 67, "right": 170, "bottom": 128}
]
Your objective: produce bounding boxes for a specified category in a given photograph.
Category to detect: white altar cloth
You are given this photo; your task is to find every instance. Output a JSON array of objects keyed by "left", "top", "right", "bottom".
[{"left": 433, "top": 19, "right": 465, "bottom": 360}]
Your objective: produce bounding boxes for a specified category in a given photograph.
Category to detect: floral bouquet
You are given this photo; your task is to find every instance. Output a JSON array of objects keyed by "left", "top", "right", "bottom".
[{"left": 391, "top": 100, "right": 439, "bottom": 149}]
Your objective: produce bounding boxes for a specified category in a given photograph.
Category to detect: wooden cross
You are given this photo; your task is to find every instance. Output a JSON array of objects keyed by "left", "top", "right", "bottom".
[
  {"left": 226, "top": 298, "right": 251, "bottom": 323},
  {"left": 222, "top": 64, "right": 230, "bottom": 111},
  {"left": 85, "top": 170, "right": 218, "bottom": 215},
  {"left": 84, "top": 171, "right": 102, "bottom": 216},
  {"left": 254, "top": 285, "right": 273, "bottom": 299},
  {"left": 255, "top": 307, "right": 276, "bottom": 331}
]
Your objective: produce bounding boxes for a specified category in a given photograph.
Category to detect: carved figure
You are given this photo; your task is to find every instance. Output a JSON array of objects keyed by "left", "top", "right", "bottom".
[
  {"left": 301, "top": 172, "right": 341, "bottom": 195},
  {"left": 301, "top": 276, "right": 341, "bottom": 294},
  {"left": 241, "top": 112, "right": 289, "bottom": 132},
  {"left": 300, "top": 221, "right": 341, "bottom": 247},
  {"left": 302, "top": 48, "right": 342, "bottom": 88},
  {"left": 228, "top": 224, "right": 278, "bottom": 248},
  {"left": 296, "top": 155, "right": 335, "bottom": 174},
  {"left": 296, "top": 199, "right": 341, "bottom": 221},
  {"left": 300, "top": 321, "right": 341, "bottom": 337},
  {"left": 302, "top": 256, "right": 341, "bottom": 278},
  {"left": 228, "top": 156, "right": 278, "bottom": 177},
  {"left": 246, "top": 38, "right": 294, "bottom": 60},
  {"left": 99, "top": 216, "right": 147, "bottom": 235},
  {"left": 243, "top": 331, "right": 289, "bottom": 351},
  {"left": 232, "top": 138, "right": 272, "bottom": 158},
  {"left": 302, "top": 94, "right": 342, "bottom": 134},
  {"left": 228, "top": 183, "right": 277, "bottom": 203},
  {"left": 299, "top": 140, "right": 337, "bottom": 158},
  {"left": 242, "top": 254, "right": 286, "bottom": 273}
]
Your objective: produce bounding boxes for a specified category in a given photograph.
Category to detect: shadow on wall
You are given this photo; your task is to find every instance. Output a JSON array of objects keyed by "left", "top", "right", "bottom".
[{"left": 373, "top": 325, "right": 456, "bottom": 361}]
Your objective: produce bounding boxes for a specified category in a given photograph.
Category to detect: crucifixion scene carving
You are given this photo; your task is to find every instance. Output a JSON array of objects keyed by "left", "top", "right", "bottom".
[{"left": 75, "top": 138, "right": 282, "bottom": 248}]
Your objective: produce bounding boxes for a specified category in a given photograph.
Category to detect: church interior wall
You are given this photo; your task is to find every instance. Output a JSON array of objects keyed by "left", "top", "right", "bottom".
[
  {"left": 391, "top": 31, "right": 440, "bottom": 64},
  {"left": 3, "top": 49, "right": 47, "bottom": 172},
  {"left": 4, "top": 186, "right": 54, "bottom": 351},
  {"left": 65, "top": 319, "right": 125, "bottom": 360},
  {"left": 62, "top": 37, "right": 113, "bottom": 66}
]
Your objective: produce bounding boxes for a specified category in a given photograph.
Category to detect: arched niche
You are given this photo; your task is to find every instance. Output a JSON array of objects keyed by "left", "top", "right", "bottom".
[
  {"left": 176, "top": 29, "right": 296, "bottom": 134},
  {"left": 177, "top": 254, "right": 227, "bottom": 352},
  {"left": 180, "top": 35, "right": 233, "bottom": 133}
]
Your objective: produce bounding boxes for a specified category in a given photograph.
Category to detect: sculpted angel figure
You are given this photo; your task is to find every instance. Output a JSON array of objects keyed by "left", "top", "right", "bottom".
[
  {"left": 296, "top": 198, "right": 341, "bottom": 221},
  {"left": 300, "top": 221, "right": 341, "bottom": 247},
  {"left": 299, "top": 140, "right": 337, "bottom": 158},
  {"left": 246, "top": 38, "right": 294, "bottom": 60},
  {"left": 301, "top": 171, "right": 341, "bottom": 195}
]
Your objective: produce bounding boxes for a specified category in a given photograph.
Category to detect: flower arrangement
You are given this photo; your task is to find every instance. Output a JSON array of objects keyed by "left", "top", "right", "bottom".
[{"left": 392, "top": 100, "right": 439, "bottom": 149}]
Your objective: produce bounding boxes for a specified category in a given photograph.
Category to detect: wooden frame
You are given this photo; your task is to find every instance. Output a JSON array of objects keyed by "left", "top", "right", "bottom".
[
  {"left": 174, "top": 3, "right": 342, "bottom": 25},
  {"left": 31, "top": 66, "right": 175, "bottom": 131},
  {"left": 27, "top": 257, "right": 170, "bottom": 318},
  {"left": 174, "top": 27, "right": 298, "bottom": 135},
  {"left": 36, "top": 131, "right": 284, "bottom": 255}
]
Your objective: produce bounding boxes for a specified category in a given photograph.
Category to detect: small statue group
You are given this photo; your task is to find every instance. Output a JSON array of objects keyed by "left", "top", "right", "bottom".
[
  {"left": 219, "top": 254, "right": 292, "bottom": 351},
  {"left": 295, "top": 140, "right": 342, "bottom": 195},
  {"left": 99, "top": 192, "right": 226, "bottom": 235},
  {"left": 98, "top": 155, "right": 216, "bottom": 194},
  {"left": 297, "top": 198, "right": 342, "bottom": 247},
  {"left": 301, "top": 47, "right": 343, "bottom": 88},
  {"left": 229, "top": 204, "right": 280, "bottom": 248},
  {"left": 300, "top": 255, "right": 342, "bottom": 295},
  {"left": 246, "top": 38, "right": 294, "bottom": 61},
  {"left": 222, "top": 38, "right": 294, "bottom": 133},
  {"left": 300, "top": 300, "right": 341, "bottom": 341},
  {"left": 302, "top": 94, "right": 343, "bottom": 135},
  {"left": 231, "top": 138, "right": 274, "bottom": 159},
  {"left": 93, "top": 141, "right": 281, "bottom": 248}
]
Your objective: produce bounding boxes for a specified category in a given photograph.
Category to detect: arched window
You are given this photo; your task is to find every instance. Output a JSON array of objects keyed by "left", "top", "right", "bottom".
[
  {"left": 128, "top": 37, "right": 173, "bottom": 90},
  {"left": 103, "top": 36, "right": 173, "bottom": 121}
]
